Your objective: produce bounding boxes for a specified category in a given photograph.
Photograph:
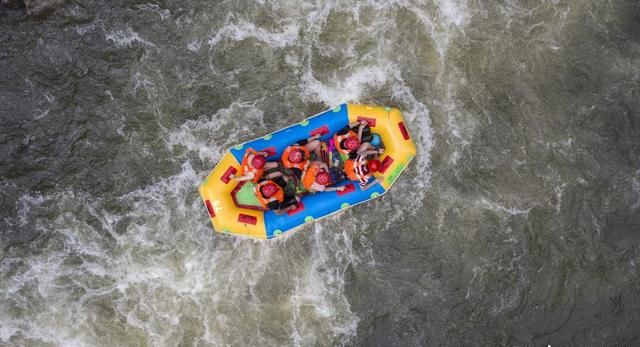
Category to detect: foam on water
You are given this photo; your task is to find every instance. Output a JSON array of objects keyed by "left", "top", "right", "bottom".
[
  {"left": 435, "top": 0, "right": 469, "bottom": 27},
  {"left": 166, "top": 101, "right": 266, "bottom": 163},
  {"left": 478, "top": 198, "right": 532, "bottom": 217},
  {"left": 207, "top": 17, "right": 299, "bottom": 48},
  {"left": 105, "top": 29, "right": 156, "bottom": 48},
  {"left": 300, "top": 65, "right": 388, "bottom": 106}
]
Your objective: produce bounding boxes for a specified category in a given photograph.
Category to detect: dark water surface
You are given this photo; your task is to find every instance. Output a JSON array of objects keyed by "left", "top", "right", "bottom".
[{"left": 1, "top": 0, "right": 640, "bottom": 346}]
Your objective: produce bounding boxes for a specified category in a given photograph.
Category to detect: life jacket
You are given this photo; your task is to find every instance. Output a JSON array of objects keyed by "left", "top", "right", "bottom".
[
  {"left": 239, "top": 148, "right": 264, "bottom": 183},
  {"left": 344, "top": 159, "right": 358, "bottom": 181},
  {"left": 333, "top": 130, "right": 358, "bottom": 156},
  {"left": 301, "top": 163, "right": 322, "bottom": 190},
  {"left": 254, "top": 180, "right": 284, "bottom": 208},
  {"left": 344, "top": 157, "right": 368, "bottom": 181},
  {"left": 281, "top": 145, "right": 310, "bottom": 171}
]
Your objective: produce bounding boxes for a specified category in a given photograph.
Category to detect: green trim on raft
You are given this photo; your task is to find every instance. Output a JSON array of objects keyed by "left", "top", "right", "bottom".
[
  {"left": 385, "top": 106, "right": 391, "bottom": 112},
  {"left": 370, "top": 192, "right": 380, "bottom": 198},
  {"left": 341, "top": 202, "right": 350, "bottom": 209},
  {"left": 263, "top": 134, "right": 272, "bottom": 140},
  {"left": 233, "top": 144, "right": 244, "bottom": 150},
  {"left": 332, "top": 105, "right": 341, "bottom": 112},
  {"left": 386, "top": 163, "right": 406, "bottom": 186},
  {"left": 274, "top": 229, "right": 282, "bottom": 235},
  {"left": 299, "top": 119, "right": 309, "bottom": 126},
  {"left": 304, "top": 216, "right": 314, "bottom": 223}
]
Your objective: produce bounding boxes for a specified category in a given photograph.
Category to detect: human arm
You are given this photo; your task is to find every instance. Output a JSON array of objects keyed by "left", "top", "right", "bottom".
[
  {"left": 356, "top": 120, "right": 367, "bottom": 141},
  {"left": 321, "top": 185, "right": 346, "bottom": 192},
  {"left": 264, "top": 171, "right": 283, "bottom": 179},
  {"left": 358, "top": 148, "right": 384, "bottom": 157},
  {"left": 230, "top": 172, "right": 255, "bottom": 181},
  {"left": 360, "top": 177, "right": 383, "bottom": 190},
  {"left": 308, "top": 133, "right": 322, "bottom": 141}
]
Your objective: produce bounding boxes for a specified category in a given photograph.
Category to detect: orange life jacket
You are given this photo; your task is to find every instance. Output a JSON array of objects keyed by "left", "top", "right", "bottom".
[
  {"left": 301, "top": 163, "right": 321, "bottom": 190},
  {"left": 254, "top": 180, "right": 284, "bottom": 208},
  {"left": 281, "top": 145, "right": 310, "bottom": 171},
  {"left": 240, "top": 148, "right": 264, "bottom": 183},
  {"left": 344, "top": 159, "right": 359, "bottom": 181},
  {"left": 344, "top": 158, "right": 371, "bottom": 182},
  {"left": 333, "top": 130, "right": 358, "bottom": 156}
]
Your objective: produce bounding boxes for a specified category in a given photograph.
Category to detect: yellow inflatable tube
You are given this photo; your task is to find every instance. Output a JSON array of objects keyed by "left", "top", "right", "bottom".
[{"left": 345, "top": 104, "right": 417, "bottom": 190}]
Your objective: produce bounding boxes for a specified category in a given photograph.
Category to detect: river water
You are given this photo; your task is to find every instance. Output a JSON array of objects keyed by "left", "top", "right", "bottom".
[{"left": 1, "top": 0, "right": 639, "bottom": 346}]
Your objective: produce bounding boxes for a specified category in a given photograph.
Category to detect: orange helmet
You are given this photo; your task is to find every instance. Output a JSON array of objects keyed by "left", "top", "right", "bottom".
[
  {"left": 260, "top": 183, "right": 279, "bottom": 198},
  {"left": 367, "top": 159, "right": 381, "bottom": 173},
  {"left": 288, "top": 149, "right": 304, "bottom": 163},
  {"left": 315, "top": 171, "right": 331, "bottom": 186},
  {"left": 251, "top": 155, "right": 266, "bottom": 169},
  {"left": 343, "top": 137, "right": 360, "bottom": 151}
]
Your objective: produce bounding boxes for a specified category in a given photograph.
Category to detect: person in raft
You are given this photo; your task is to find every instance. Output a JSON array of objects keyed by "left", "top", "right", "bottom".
[
  {"left": 254, "top": 174, "right": 300, "bottom": 214},
  {"left": 301, "top": 161, "right": 346, "bottom": 193},
  {"left": 280, "top": 134, "right": 323, "bottom": 180},
  {"left": 334, "top": 120, "right": 377, "bottom": 159},
  {"left": 344, "top": 153, "right": 383, "bottom": 190},
  {"left": 231, "top": 148, "right": 278, "bottom": 182}
]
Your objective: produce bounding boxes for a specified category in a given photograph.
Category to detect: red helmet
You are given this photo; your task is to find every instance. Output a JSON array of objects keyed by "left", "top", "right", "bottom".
[
  {"left": 344, "top": 137, "right": 360, "bottom": 151},
  {"left": 315, "top": 171, "right": 331, "bottom": 186},
  {"left": 288, "top": 149, "right": 304, "bottom": 163},
  {"left": 367, "top": 159, "right": 381, "bottom": 173},
  {"left": 260, "top": 183, "right": 279, "bottom": 198},
  {"left": 251, "top": 155, "right": 266, "bottom": 169}
]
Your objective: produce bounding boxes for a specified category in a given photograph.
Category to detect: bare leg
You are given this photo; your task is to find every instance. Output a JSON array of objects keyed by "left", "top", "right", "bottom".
[
  {"left": 265, "top": 171, "right": 283, "bottom": 179},
  {"left": 304, "top": 139, "right": 322, "bottom": 159},
  {"left": 264, "top": 162, "right": 278, "bottom": 170},
  {"left": 356, "top": 142, "right": 374, "bottom": 154}
]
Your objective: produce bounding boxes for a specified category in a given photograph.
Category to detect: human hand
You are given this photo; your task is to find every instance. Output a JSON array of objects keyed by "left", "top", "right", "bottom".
[
  {"left": 378, "top": 148, "right": 384, "bottom": 154},
  {"left": 337, "top": 186, "right": 346, "bottom": 191},
  {"left": 359, "top": 120, "right": 368, "bottom": 126}
]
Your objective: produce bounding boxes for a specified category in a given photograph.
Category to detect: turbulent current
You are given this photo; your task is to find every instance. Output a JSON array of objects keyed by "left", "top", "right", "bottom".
[{"left": 1, "top": 0, "right": 639, "bottom": 346}]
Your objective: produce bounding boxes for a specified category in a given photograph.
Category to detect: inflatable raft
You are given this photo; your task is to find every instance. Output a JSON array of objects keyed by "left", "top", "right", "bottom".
[{"left": 199, "top": 104, "right": 416, "bottom": 239}]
